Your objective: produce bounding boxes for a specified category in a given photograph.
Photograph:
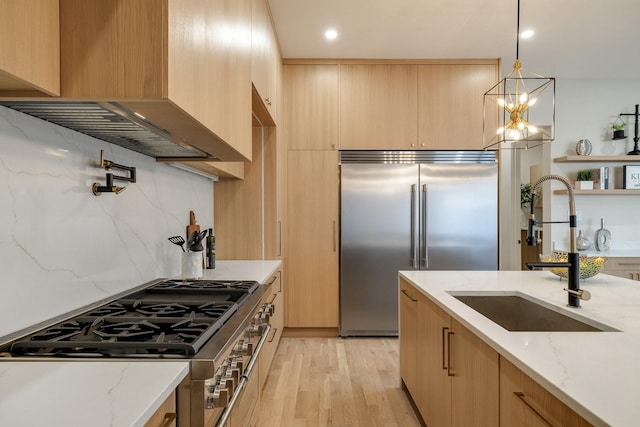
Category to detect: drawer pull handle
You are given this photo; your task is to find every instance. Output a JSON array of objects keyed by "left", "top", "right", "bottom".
[
  {"left": 269, "top": 293, "right": 277, "bottom": 304},
  {"left": 442, "top": 327, "right": 449, "bottom": 370},
  {"left": 401, "top": 289, "right": 417, "bottom": 302},
  {"left": 446, "top": 330, "right": 454, "bottom": 377},
  {"left": 513, "top": 392, "right": 554, "bottom": 427},
  {"left": 267, "top": 275, "right": 278, "bottom": 286},
  {"left": 268, "top": 327, "right": 278, "bottom": 343},
  {"left": 161, "top": 412, "right": 177, "bottom": 427}
]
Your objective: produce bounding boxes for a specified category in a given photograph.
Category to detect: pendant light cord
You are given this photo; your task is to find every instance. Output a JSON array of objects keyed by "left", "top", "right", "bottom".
[{"left": 516, "top": 0, "right": 520, "bottom": 60}]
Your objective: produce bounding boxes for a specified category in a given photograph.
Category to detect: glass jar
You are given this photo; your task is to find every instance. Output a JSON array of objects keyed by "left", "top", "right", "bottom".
[{"left": 576, "top": 229, "right": 591, "bottom": 251}]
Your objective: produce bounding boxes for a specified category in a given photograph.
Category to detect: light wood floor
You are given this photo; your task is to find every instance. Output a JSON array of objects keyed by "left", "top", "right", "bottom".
[{"left": 254, "top": 337, "right": 422, "bottom": 427}]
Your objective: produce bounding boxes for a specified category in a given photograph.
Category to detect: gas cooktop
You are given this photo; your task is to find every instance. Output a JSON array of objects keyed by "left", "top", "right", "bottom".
[{"left": 6, "top": 279, "right": 260, "bottom": 358}]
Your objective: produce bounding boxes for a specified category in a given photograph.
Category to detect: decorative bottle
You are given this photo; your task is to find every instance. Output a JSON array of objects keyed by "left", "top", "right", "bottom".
[
  {"left": 576, "top": 230, "right": 591, "bottom": 251},
  {"left": 206, "top": 228, "right": 216, "bottom": 269},
  {"left": 595, "top": 218, "right": 611, "bottom": 251}
]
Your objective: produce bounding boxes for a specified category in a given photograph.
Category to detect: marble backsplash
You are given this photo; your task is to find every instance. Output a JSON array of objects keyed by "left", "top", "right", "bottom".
[{"left": 0, "top": 106, "right": 214, "bottom": 339}]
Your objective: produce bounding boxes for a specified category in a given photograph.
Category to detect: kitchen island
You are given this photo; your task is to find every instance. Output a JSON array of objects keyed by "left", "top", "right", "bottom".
[
  {"left": 399, "top": 270, "right": 640, "bottom": 427},
  {"left": 0, "top": 260, "right": 281, "bottom": 427}
]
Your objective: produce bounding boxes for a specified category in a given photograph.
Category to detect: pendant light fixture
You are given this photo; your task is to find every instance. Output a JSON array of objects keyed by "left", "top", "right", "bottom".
[{"left": 483, "top": 0, "right": 555, "bottom": 150}]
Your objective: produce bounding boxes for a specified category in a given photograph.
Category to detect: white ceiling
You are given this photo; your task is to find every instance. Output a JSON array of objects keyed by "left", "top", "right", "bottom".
[{"left": 267, "top": 0, "right": 640, "bottom": 79}]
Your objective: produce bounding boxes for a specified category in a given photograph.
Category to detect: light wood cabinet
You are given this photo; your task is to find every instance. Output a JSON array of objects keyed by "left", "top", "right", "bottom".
[
  {"left": 0, "top": 0, "right": 60, "bottom": 96},
  {"left": 285, "top": 150, "right": 339, "bottom": 328},
  {"left": 144, "top": 390, "right": 176, "bottom": 427},
  {"left": 500, "top": 357, "right": 592, "bottom": 427},
  {"left": 339, "top": 64, "right": 418, "bottom": 150},
  {"left": 58, "top": 0, "right": 252, "bottom": 161},
  {"left": 417, "top": 64, "right": 498, "bottom": 150},
  {"left": 252, "top": 0, "right": 280, "bottom": 122},
  {"left": 601, "top": 257, "right": 640, "bottom": 281},
  {"left": 258, "top": 271, "right": 284, "bottom": 389},
  {"left": 215, "top": 119, "right": 280, "bottom": 259},
  {"left": 283, "top": 64, "right": 339, "bottom": 150},
  {"left": 400, "top": 279, "right": 499, "bottom": 427},
  {"left": 450, "top": 318, "right": 500, "bottom": 426},
  {"left": 416, "top": 283, "right": 452, "bottom": 427},
  {"left": 399, "top": 280, "right": 422, "bottom": 402}
]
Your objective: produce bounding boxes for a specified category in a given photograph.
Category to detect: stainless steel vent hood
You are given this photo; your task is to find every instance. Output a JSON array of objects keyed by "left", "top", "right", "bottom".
[{"left": 0, "top": 100, "right": 216, "bottom": 159}]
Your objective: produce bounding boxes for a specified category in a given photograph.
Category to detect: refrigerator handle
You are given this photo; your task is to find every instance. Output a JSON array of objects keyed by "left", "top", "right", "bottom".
[
  {"left": 421, "top": 184, "right": 428, "bottom": 269},
  {"left": 410, "top": 184, "right": 418, "bottom": 268}
]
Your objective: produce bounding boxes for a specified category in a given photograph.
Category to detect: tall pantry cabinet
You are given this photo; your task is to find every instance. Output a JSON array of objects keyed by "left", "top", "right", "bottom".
[{"left": 282, "top": 64, "right": 340, "bottom": 329}]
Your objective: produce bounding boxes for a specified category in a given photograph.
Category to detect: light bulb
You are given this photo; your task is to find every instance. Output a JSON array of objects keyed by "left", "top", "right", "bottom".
[
  {"left": 528, "top": 97, "right": 537, "bottom": 107},
  {"left": 496, "top": 126, "right": 505, "bottom": 135},
  {"left": 519, "top": 92, "right": 529, "bottom": 104},
  {"left": 528, "top": 125, "right": 538, "bottom": 134}
]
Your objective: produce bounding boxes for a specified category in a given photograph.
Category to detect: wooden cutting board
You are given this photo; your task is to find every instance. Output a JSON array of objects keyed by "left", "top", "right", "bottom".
[{"left": 186, "top": 210, "right": 200, "bottom": 240}]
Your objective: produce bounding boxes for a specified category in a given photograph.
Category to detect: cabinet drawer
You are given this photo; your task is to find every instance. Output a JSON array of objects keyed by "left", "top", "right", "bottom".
[
  {"left": 144, "top": 390, "right": 176, "bottom": 427},
  {"left": 500, "top": 357, "right": 592, "bottom": 427},
  {"left": 602, "top": 257, "right": 640, "bottom": 281}
]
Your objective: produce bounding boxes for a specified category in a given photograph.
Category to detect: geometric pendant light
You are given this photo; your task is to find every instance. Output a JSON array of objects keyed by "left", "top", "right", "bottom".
[{"left": 483, "top": 0, "right": 555, "bottom": 150}]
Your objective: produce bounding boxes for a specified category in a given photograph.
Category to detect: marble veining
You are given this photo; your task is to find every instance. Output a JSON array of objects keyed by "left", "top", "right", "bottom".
[
  {"left": 401, "top": 270, "right": 640, "bottom": 427},
  {"left": 0, "top": 106, "right": 214, "bottom": 339}
]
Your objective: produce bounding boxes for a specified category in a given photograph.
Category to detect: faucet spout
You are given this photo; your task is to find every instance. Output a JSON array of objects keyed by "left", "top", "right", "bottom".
[{"left": 524, "top": 175, "right": 582, "bottom": 308}]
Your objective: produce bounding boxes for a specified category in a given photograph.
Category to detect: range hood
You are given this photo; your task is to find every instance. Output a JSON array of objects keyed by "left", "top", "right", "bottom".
[{"left": 0, "top": 100, "right": 219, "bottom": 159}]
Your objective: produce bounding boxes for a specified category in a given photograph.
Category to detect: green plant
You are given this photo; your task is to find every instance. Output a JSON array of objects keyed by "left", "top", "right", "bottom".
[
  {"left": 520, "top": 183, "right": 533, "bottom": 207},
  {"left": 576, "top": 169, "right": 594, "bottom": 181},
  {"left": 612, "top": 122, "right": 625, "bottom": 131}
]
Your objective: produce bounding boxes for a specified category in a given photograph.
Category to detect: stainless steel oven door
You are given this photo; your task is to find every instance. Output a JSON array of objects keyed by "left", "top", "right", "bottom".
[{"left": 216, "top": 323, "right": 270, "bottom": 427}]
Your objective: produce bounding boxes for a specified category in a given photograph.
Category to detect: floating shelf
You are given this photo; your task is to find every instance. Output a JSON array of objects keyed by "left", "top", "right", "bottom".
[
  {"left": 553, "top": 189, "right": 640, "bottom": 195},
  {"left": 554, "top": 155, "right": 640, "bottom": 163}
]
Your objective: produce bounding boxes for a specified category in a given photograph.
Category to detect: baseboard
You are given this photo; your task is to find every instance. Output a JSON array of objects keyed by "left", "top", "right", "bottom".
[{"left": 282, "top": 327, "right": 339, "bottom": 338}]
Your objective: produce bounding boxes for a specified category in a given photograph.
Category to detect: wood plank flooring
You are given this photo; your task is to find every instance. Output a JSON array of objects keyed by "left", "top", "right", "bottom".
[{"left": 254, "top": 337, "right": 422, "bottom": 427}]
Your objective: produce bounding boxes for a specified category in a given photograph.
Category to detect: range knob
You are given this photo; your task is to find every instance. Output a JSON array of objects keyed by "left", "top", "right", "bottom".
[
  {"left": 205, "top": 378, "right": 229, "bottom": 409},
  {"left": 246, "top": 323, "right": 264, "bottom": 337},
  {"left": 233, "top": 340, "right": 253, "bottom": 357},
  {"left": 262, "top": 302, "right": 275, "bottom": 316}
]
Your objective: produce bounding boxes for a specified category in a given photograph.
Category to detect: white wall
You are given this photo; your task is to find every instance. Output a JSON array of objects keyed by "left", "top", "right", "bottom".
[
  {"left": 532, "top": 79, "right": 640, "bottom": 254},
  {"left": 0, "top": 106, "right": 214, "bottom": 339}
]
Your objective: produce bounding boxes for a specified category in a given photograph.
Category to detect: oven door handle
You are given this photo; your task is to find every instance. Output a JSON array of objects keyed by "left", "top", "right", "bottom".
[{"left": 215, "top": 324, "right": 271, "bottom": 427}]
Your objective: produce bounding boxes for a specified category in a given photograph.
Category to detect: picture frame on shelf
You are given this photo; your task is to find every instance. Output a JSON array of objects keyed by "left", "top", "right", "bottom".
[{"left": 623, "top": 165, "right": 640, "bottom": 189}]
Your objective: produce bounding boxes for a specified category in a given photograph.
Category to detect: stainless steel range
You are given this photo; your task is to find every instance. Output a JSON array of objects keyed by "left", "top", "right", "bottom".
[{"left": 0, "top": 278, "right": 274, "bottom": 427}]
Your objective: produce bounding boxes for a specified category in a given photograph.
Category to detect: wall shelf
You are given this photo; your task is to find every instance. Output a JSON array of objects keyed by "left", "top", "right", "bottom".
[
  {"left": 554, "top": 155, "right": 640, "bottom": 163},
  {"left": 553, "top": 189, "right": 640, "bottom": 195}
]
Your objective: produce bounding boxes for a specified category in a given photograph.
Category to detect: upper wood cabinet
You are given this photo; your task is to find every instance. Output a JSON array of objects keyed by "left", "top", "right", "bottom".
[
  {"left": 418, "top": 63, "right": 498, "bottom": 150},
  {"left": 252, "top": 0, "right": 280, "bottom": 123},
  {"left": 58, "top": 0, "right": 252, "bottom": 161},
  {"left": 0, "top": 0, "right": 59, "bottom": 96},
  {"left": 339, "top": 64, "right": 418, "bottom": 150},
  {"left": 283, "top": 64, "right": 339, "bottom": 150}
]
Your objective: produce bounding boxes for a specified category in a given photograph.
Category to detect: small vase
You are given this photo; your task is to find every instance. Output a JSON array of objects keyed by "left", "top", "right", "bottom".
[{"left": 576, "top": 230, "right": 591, "bottom": 251}]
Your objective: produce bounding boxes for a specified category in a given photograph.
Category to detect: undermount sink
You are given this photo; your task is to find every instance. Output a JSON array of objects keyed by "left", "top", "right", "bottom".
[{"left": 448, "top": 292, "right": 618, "bottom": 332}]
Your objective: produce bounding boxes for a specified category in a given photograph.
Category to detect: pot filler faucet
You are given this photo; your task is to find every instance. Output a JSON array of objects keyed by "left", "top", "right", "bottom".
[{"left": 524, "top": 174, "right": 590, "bottom": 308}]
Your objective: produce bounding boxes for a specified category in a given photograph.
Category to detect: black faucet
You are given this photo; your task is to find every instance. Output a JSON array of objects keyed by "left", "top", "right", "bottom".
[{"left": 523, "top": 175, "right": 585, "bottom": 308}]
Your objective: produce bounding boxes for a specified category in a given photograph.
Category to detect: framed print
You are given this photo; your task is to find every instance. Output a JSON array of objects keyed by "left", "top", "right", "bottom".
[{"left": 623, "top": 165, "right": 640, "bottom": 189}]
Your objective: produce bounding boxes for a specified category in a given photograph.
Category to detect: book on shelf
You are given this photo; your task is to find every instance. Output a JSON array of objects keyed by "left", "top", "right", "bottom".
[{"left": 592, "top": 166, "right": 609, "bottom": 189}]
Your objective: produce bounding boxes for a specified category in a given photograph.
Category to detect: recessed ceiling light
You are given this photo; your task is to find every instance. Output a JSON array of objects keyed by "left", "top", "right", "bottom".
[
  {"left": 520, "top": 29, "right": 534, "bottom": 39},
  {"left": 325, "top": 29, "right": 338, "bottom": 40}
]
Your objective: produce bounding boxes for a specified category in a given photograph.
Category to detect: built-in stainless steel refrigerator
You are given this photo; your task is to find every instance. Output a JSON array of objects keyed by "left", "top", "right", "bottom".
[{"left": 339, "top": 151, "right": 498, "bottom": 337}]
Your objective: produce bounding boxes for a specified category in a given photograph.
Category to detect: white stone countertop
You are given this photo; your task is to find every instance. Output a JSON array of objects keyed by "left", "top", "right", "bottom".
[
  {"left": 197, "top": 260, "right": 281, "bottom": 283},
  {"left": 399, "top": 270, "right": 640, "bottom": 427},
  {"left": 0, "top": 361, "right": 189, "bottom": 427},
  {"left": 0, "top": 260, "right": 281, "bottom": 427}
]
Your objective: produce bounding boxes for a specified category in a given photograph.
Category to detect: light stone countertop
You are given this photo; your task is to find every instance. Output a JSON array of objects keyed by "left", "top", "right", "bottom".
[
  {"left": 0, "top": 361, "right": 189, "bottom": 427},
  {"left": 0, "top": 260, "right": 282, "bottom": 427},
  {"left": 399, "top": 270, "right": 640, "bottom": 427}
]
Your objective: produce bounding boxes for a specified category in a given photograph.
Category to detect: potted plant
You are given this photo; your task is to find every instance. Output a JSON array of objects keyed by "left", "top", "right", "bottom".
[
  {"left": 575, "top": 169, "right": 594, "bottom": 190},
  {"left": 612, "top": 121, "right": 626, "bottom": 140}
]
